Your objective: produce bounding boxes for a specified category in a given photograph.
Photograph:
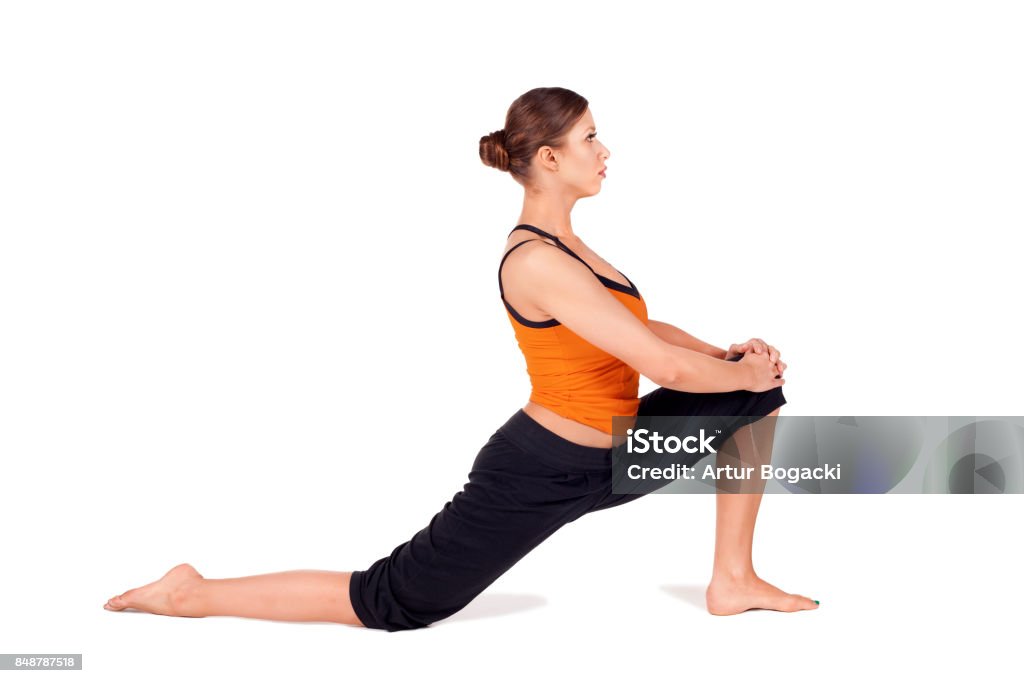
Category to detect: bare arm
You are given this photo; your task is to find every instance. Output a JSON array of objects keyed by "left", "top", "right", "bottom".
[
  {"left": 505, "top": 243, "right": 783, "bottom": 394},
  {"left": 647, "top": 319, "right": 728, "bottom": 360}
]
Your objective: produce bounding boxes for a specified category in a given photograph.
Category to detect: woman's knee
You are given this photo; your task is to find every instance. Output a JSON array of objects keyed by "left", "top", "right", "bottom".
[{"left": 759, "top": 385, "right": 786, "bottom": 414}]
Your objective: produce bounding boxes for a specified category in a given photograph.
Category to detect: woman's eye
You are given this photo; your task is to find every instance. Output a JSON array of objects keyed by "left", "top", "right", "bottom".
[{"left": 587, "top": 134, "right": 597, "bottom": 141}]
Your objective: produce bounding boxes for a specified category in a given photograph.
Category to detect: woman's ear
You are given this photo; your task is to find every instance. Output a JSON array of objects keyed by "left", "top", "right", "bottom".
[{"left": 534, "top": 146, "right": 559, "bottom": 173}]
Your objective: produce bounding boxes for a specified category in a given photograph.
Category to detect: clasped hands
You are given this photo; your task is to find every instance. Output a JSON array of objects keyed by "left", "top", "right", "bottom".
[{"left": 725, "top": 338, "right": 787, "bottom": 379}]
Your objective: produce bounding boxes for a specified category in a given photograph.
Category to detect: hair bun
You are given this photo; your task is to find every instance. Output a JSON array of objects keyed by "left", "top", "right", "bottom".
[{"left": 479, "top": 129, "right": 510, "bottom": 172}]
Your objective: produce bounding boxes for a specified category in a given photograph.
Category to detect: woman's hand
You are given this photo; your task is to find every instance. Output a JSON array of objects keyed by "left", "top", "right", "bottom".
[
  {"left": 726, "top": 338, "right": 787, "bottom": 379},
  {"left": 738, "top": 349, "right": 787, "bottom": 392}
]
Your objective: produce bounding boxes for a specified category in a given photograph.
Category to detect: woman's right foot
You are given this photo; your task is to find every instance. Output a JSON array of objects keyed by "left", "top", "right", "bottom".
[
  {"left": 104, "top": 563, "right": 205, "bottom": 617},
  {"left": 706, "top": 573, "right": 819, "bottom": 616}
]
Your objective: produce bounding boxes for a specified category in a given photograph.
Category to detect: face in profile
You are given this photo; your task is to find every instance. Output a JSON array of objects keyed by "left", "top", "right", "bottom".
[{"left": 548, "top": 108, "right": 611, "bottom": 197}]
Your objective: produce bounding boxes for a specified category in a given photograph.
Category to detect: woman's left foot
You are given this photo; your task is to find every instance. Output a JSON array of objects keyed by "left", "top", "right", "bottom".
[
  {"left": 104, "top": 563, "right": 204, "bottom": 617},
  {"left": 706, "top": 573, "right": 818, "bottom": 616}
]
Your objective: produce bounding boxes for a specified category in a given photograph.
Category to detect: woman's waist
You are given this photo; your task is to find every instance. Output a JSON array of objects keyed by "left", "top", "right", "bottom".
[
  {"left": 496, "top": 405, "right": 620, "bottom": 472},
  {"left": 522, "top": 401, "right": 637, "bottom": 449}
]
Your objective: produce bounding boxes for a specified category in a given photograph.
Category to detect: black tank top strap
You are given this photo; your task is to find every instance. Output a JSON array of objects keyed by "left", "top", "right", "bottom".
[
  {"left": 498, "top": 238, "right": 539, "bottom": 300},
  {"left": 507, "top": 224, "right": 599, "bottom": 277},
  {"left": 498, "top": 238, "right": 561, "bottom": 328}
]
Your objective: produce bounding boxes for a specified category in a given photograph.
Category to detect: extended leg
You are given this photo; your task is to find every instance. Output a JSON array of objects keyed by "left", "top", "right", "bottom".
[
  {"left": 105, "top": 421, "right": 596, "bottom": 630},
  {"left": 705, "top": 407, "right": 819, "bottom": 615}
]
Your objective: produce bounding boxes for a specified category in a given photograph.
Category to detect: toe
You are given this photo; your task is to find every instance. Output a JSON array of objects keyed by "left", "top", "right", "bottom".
[{"left": 798, "top": 595, "right": 819, "bottom": 609}]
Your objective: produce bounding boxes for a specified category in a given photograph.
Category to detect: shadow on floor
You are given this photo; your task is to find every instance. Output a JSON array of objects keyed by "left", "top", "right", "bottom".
[
  {"left": 440, "top": 593, "right": 549, "bottom": 623},
  {"left": 659, "top": 584, "right": 707, "bottom": 611}
]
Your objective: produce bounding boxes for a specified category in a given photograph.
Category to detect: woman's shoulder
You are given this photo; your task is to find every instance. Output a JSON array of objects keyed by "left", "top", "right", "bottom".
[
  {"left": 500, "top": 237, "right": 604, "bottom": 297},
  {"left": 500, "top": 233, "right": 562, "bottom": 275}
]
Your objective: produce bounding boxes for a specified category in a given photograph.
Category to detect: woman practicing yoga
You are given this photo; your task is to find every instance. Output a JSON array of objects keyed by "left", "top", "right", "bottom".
[{"left": 104, "top": 87, "right": 817, "bottom": 630}]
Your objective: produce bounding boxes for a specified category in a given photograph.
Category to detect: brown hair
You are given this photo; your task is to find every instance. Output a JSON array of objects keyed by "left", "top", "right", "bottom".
[{"left": 479, "top": 87, "right": 589, "bottom": 185}]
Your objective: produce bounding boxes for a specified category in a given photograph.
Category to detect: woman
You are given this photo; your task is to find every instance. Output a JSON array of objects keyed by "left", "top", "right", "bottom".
[{"left": 104, "top": 87, "right": 817, "bottom": 630}]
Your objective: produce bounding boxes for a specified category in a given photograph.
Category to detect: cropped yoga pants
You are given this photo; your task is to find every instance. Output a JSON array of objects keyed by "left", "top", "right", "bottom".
[{"left": 349, "top": 359, "right": 786, "bottom": 631}]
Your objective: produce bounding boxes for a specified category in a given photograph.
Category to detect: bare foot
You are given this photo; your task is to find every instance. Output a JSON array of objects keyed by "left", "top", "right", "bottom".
[
  {"left": 104, "top": 563, "right": 205, "bottom": 617},
  {"left": 706, "top": 573, "right": 819, "bottom": 616}
]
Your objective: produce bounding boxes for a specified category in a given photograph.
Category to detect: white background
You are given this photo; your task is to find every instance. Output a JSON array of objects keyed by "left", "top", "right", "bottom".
[{"left": 1, "top": 1, "right": 1022, "bottom": 680}]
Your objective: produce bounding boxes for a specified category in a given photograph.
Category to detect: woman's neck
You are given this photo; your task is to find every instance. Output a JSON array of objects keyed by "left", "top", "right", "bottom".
[{"left": 518, "top": 194, "right": 578, "bottom": 240}]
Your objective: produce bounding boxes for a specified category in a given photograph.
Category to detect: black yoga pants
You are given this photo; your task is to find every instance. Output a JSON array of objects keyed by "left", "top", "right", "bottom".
[{"left": 349, "top": 364, "right": 786, "bottom": 631}]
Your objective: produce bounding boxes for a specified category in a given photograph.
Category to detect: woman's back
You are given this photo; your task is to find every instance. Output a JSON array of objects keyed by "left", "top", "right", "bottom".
[{"left": 498, "top": 224, "right": 648, "bottom": 445}]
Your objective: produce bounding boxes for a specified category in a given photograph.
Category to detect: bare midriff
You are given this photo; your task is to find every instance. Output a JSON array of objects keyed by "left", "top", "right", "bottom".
[{"left": 522, "top": 401, "right": 638, "bottom": 449}]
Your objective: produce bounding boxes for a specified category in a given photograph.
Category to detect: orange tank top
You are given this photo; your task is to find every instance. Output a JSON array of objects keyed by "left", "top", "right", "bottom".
[{"left": 498, "top": 224, "right": 649, "bottom": 435}]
